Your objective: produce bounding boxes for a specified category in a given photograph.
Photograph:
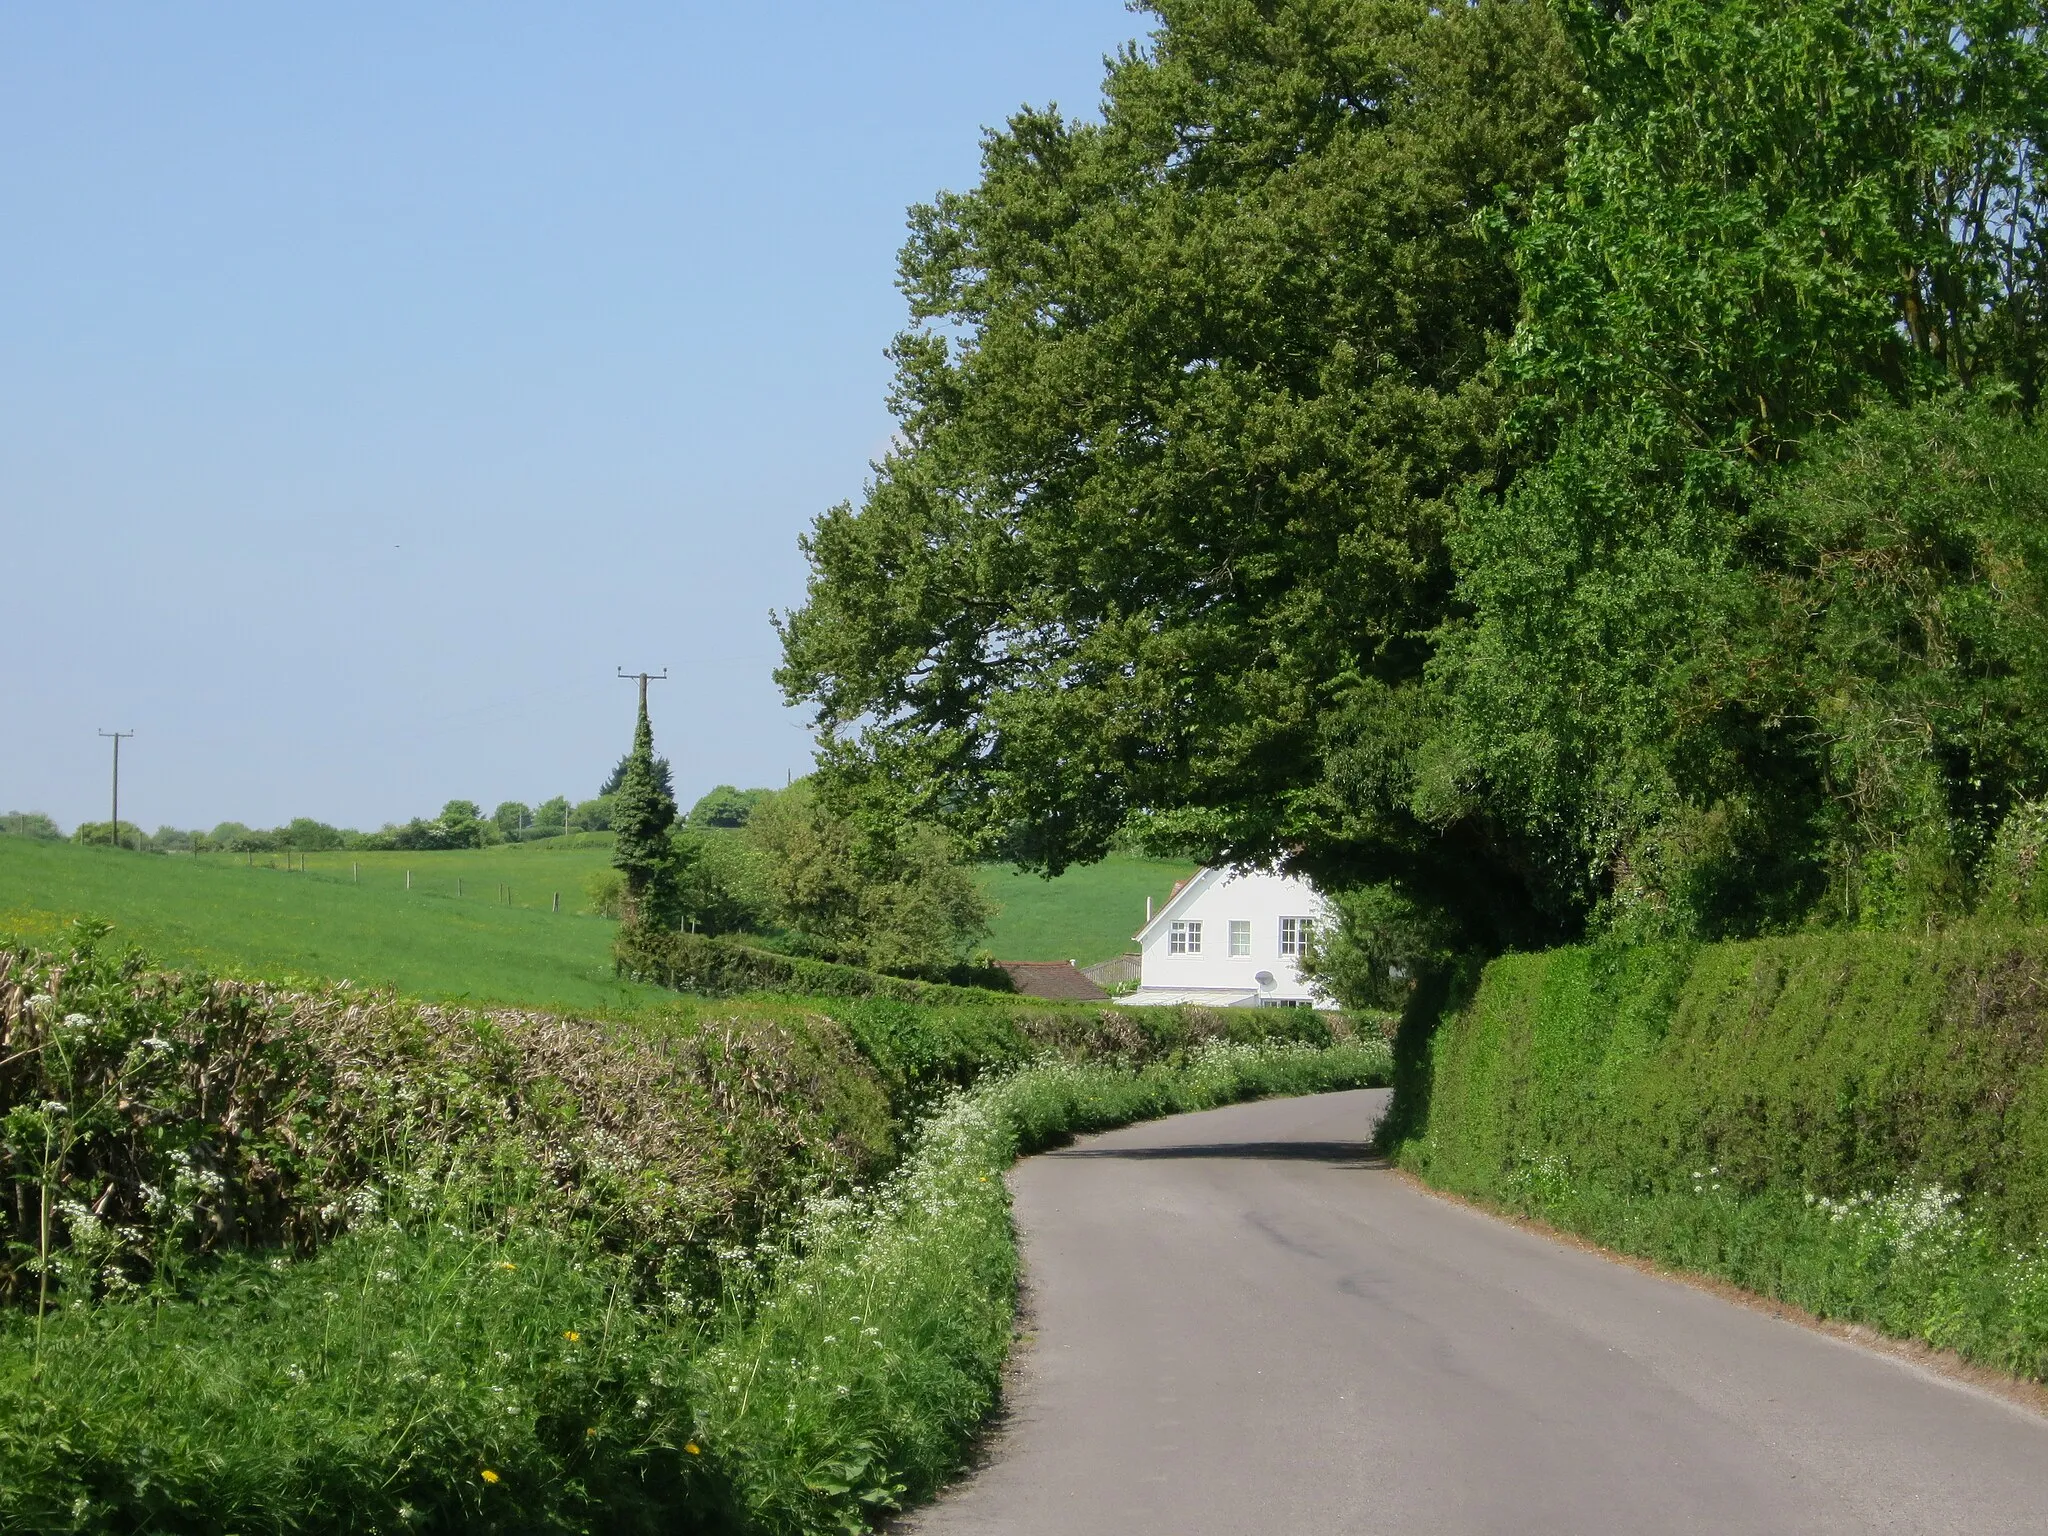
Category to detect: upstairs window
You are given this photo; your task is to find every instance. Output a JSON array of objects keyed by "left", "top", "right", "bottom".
[
  {"left": 1169, "top": 920, "right": 1202, "bottom": 954},
  {"left": 1229, "top": 920, "right": 1251, "bottom": 957},
  {"left": 1279, "top": 917, "right": 1314, "bottom": 957}
]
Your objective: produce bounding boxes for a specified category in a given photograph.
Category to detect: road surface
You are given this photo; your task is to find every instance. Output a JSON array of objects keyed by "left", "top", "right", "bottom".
[{"left": 901, "top": 1088, "right": 2048, "bottom": 1536}]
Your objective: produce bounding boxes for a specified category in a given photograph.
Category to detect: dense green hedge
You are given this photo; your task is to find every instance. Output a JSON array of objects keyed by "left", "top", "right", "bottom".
[
  {"left": 1396, "top": 928, "right": 2048, "bottom": 1376},
  {"left": 615, "top": 927, "right": 1018, "bottom": 1005},
  {"left": 822, "top": 994, "right": 1349, "bottom": 1119}
]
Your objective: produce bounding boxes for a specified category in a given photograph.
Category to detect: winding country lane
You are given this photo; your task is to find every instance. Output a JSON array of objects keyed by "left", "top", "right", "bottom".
[{"left": 899, "top": 1089, "right": 2048, "bottom": 1536}]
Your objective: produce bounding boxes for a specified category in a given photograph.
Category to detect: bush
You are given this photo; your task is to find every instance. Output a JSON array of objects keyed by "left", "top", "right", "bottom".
[
  {"left": 616, "top": 927, "right": 1016, "bottom": 1006},
  {"left": 0, "top": 930, "right": 894, "bottom": 1307},
  {"left": 585, "top": 868, "right": 626, "bottom": 919},
  {"left": 0, "top": 813, "right": 62, "bottom": 842},
  {"left": 1397, "top": 928, "right": 2048, "bottom": 1378}
]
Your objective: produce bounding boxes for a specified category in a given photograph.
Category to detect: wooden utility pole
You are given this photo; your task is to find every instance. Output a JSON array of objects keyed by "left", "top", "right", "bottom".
[
  {"left": 617, "top": 667, "right": 668, "bottom": 714},
  {"left": 98, "top": 730, "right": 134, "bottom": 849}
]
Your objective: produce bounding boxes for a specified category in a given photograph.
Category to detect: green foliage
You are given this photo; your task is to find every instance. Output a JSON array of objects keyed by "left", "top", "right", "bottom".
[
  {"left": 71, "top": 823, "right": 142, "bottom": 851},
  {"left": 616, "top": 927, "right": 1017, "bottom": 1006},
  {"left": 744, "top": 784, "right": 994, "bottom": 978},
  {"left": 672, "top": 828, "right": 775, "bottom": 937},
  {"left": 1435, "top": 0, "right": 2048, "bottom": 940},
  {"left": 777, "top": 0, "right": 2048, "bottom": 958},
  {"left": 612, "top": 705, "right": 684, "bottom": 926},
  {"left": 1982, "top": 802, "right": 2048, "bottom": 921},
  {"left": 689, "top": 785, "right": 769, "bottom": 829},
  {"left": 1, "top": 813, "right": 62, "bottom": 842},
  {"left": 776, "top": 0, "right": 1583, "bottom": 896},
  {"left": 1298, "top": 880, "right": 1452, "bottom": 1012},
  {"left": 584, "top": 867, "right": 626, "bottom": 920},
  {"left": 1397, "top": 927, "right": 2048, "bottom": 1378},
  {"left": 533, "top": 795, "right": 573, "bottom": 836},
  {"left": 0, "top": 1223, "right": 730, "bottom": 1536},
  {"left": 0, "top": 931, "right": 895, "bottom": 1310},
  {"left": 573, "top": 794, "right": 617, "bottom": 833}
]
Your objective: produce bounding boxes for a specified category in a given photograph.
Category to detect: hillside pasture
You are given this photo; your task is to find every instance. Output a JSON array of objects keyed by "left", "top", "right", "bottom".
[
  {"left": 977, "top": 853, "right": 1193, "bottom": 967},
  {"left": 0, "top": 834, "right": 648, "bottom": 1012},
  {"left": 0, "top": 834, "right": 1194, "bottom": 1006}
]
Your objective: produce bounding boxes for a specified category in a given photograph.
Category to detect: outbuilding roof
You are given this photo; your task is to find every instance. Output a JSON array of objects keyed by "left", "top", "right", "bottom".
[{"left": 995, "top": 960, "right": 1110, "bottom": 1002}]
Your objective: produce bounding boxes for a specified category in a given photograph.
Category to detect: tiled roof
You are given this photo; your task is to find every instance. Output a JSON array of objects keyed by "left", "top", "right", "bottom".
[{"left": 995, "top": 960, "right": 1111, "bottom": 1002}]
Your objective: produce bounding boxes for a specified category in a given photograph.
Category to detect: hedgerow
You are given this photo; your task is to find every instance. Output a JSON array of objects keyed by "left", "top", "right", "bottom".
[
  {"left": 0, "top": 923, "right": 1387, "bottom": 1532},
  {"left": 1395, "top": 928, "right": 2048, "bottom": 1380}
]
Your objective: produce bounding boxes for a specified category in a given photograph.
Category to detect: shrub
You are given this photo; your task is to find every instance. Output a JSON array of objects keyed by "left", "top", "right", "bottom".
[
  {"left": 0, "top": 929, "right": 894, "bottom": 1307},
  {"left": 585, "top": 868, "right": 626, "bottom": 919},
  {"left": 616, "top": 927, "right": 1015, "bottom": 1006}
]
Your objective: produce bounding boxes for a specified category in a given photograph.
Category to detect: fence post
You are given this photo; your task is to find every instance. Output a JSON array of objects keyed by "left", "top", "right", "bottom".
[
  {"left": 405, "top": 869, "right": 411, "bottom": 891},
  {"left": 553, "top": 891, "right": 560, "bottom": 913}
]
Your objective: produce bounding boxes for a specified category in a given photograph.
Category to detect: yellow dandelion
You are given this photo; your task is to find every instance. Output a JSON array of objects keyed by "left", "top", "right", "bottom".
[
  {"left": 498, "top": 1262, "right": 517, "bottom": 1271},
  {"left": 586, "top": 1427, "right": 599, "bottom": 1438},
  {"left": 686, "top": 1443, "right": 701, "bottom": 1455},
  {"left": 480, "top": 1469, "right": 500, "bottom": 1484},
  {"left": 563, "top": 1330, "right": 581, "bottom": 1342}
]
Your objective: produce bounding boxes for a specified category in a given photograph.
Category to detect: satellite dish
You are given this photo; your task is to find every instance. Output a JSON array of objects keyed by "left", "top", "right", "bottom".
[{"left": 1254, "top": 970, "right": 1276, "bottom": 989}]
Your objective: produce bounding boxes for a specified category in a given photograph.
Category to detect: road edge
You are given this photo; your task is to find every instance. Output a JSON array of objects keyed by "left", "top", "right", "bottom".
[{"left": 1393, "top": 1166, "right": 2048, "bottom": 1423}]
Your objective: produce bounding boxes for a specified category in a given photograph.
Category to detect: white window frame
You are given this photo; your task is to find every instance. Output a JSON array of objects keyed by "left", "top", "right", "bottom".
[
  {"left": 1169, "top": 920, "right": 1202, "bottom": 955},
  {"left": 1279, "top": 916, "right": 1314, "bottom": 958},
  {"left": 1228, "top": 920, "right": 1252, "bottom": 957}
]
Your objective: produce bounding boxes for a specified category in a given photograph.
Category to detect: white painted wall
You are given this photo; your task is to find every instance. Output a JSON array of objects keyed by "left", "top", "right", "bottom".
[{"left": 1136, "top": 867, "right": 1329, "bottom": 1002}]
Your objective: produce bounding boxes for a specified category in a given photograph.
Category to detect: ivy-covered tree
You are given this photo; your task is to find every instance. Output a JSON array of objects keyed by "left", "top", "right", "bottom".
[{"left": 610, "top": 700, "right": 681, "bottom": 926}]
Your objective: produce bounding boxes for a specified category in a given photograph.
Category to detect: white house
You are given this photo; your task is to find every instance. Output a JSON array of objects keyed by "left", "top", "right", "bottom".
[{"left": 1122, "top": 866, "right": 1331, "bottom": 1008}]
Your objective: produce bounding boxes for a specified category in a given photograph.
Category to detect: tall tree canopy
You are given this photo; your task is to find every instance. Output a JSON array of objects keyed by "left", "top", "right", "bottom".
[
  {"left": 782, "top": 0, "right": 2048, "bottom": 971},
  {"left": 1439, "top": 0, "right": 2048, "bottom": 935},
  {"left": 778, "top": 0, "right": 1582, "bottom": 940}
]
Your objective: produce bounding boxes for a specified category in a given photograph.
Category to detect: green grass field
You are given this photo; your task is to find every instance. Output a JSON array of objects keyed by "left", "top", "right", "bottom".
[
  {"left": 0, "top": 834, "right": 648, "bottom": 1013},
  {"left": 978, "top": 854, "right": 1192, "bottom": 966},
  {"left": 0, "top": 835, "right": 1189, "bottom": 1007}
]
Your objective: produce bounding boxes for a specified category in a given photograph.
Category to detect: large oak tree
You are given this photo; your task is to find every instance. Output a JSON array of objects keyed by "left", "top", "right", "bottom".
[{"left": 778, "top": 0, "right": 1583, "bottom": 945}]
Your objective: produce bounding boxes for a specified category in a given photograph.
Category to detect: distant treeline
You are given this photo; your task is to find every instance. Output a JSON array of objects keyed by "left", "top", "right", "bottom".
[{"left": 1, "top": 785, "right": 774, "bottom": 855}]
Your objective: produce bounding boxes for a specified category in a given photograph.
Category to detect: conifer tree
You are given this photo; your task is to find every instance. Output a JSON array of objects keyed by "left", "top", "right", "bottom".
[{"left": 610, "top": 698, "right": 680, "bottom": 926}]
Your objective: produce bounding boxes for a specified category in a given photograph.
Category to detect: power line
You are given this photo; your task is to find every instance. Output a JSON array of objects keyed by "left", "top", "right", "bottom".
[{"left": 98, "top": 729, "right": 135, "bottom": 850}]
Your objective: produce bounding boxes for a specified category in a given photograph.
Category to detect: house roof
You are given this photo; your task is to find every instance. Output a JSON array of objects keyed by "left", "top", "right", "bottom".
[
  {"left": 995, "top": 960, "right": 1110, "bottom": 1002},
  {"left": 1133, "top": 866, "right": 1224, "bottom": 946}
]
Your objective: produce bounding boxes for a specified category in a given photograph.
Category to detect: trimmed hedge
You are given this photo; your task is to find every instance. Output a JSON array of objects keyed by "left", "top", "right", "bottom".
[
  {"left": 615, "top": 928, "right": 1018, "bottom": 1005},
  {"left": 821, "top": 993, "right": 1351, "bottom": 1118},
  {"left": 1395, "top": 928, "right": 2048, "bottom": 1375},
  {"left": 1402, "top": 931, "right": 2048, "bottom": 1240}
]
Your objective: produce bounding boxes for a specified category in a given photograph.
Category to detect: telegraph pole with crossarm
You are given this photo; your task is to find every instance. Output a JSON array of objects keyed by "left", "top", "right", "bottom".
[
  {"left": 99, "top": 729, "right": 134, "bottom": 850},
  {"left": 617, "top": 668, "right": 668, "bottom": 713}
]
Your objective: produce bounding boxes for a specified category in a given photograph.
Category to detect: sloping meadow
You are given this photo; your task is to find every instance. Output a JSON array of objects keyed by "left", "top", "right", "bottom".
[
  {"left": 1394, "top": 929, "right": 2048, "bottom": 1381},
  {"left": 0, "top": 925, "right": 1388, "bottom": 1533}
]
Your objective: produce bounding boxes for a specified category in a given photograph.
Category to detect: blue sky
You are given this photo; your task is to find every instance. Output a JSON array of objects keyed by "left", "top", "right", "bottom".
[{"left": 2, "top": 1, "right": 1144, "bottom": 832}]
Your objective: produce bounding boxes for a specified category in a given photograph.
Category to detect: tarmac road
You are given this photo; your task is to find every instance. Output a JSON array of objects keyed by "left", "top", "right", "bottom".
[{"left": 899, "top": 1088, "right": 2048, "bottom": 1536}]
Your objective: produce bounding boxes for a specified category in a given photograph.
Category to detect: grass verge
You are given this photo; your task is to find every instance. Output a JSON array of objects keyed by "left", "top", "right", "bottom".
[{"left": 689, "top": 1038, "right": 1395, "bottom": 1534}]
